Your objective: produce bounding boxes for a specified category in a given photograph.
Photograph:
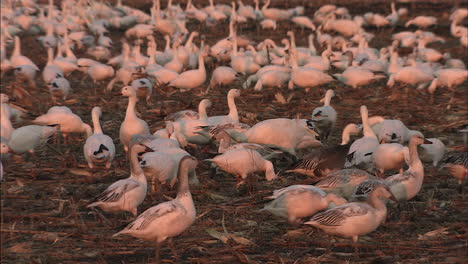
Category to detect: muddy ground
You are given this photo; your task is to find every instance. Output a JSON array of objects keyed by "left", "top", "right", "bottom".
[{"left": 1, "top": 0, "right": 467, "bottom": 263}]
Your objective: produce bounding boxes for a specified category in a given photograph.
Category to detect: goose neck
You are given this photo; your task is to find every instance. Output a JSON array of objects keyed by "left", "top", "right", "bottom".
[
  {"left": 129, "top": 147, "right": 145, "bottom": 181},
  {"left": 13, "top": 37, "right": 21, "bottom": 56},
  {"left": 91, "top": 109, "right": 103, "bottom": 134},
  {"left": 227, "top": 92, "right": 238, "bottom": 121},
  {"left": 176, "top": 157, "right": 193, "bottom": 197},
  {"left": 408, "top": 140, "right": 423, "bottom": 171},
  {"left": 341, "top": 123, "right": 357, "bottom": 145},
  {"left": 125, "top": 95, "right": 138, "bottom": 120},
  {"left": 198, "top": 53, "right": 205, "bottom": 72}
]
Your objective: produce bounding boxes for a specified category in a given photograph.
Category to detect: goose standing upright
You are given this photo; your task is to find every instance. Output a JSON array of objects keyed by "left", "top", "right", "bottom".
[
  {"left": 305, "top": 185, "right": 394, "bottom": 252},
  {"left": 120, "top": 86, "right": 150, "bottom": 152},
  {"left": 83, "top": 107, "right": 116, "bottom": 169},
  {"left": 345, "top": 106, "right": 379, "bottom": 171},
  {"left": 207, "top": 89, "right": 241, "bottom": 125},
  {"left": 311, "top": 89, "right": 337, "bottom": 141},
  {"left": 113, "top": 156, "right": 198, "bottom": 262},
  {"left": 168, "top": 49, "right": 207, "bottom": 90},
  {"left": 87, "top": 143, "right": 149, "bottom": 216}
]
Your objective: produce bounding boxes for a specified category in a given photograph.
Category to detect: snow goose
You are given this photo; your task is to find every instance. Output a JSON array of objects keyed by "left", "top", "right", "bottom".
[
  {"left": 368, "top": 117, "right": 410, "bottom": 144},
  {"left": 33, "top": 106, "right": 91, "bottom": 144},
  {"left": 113, "top": 156, "right": 197, "bottom": 263},
  {"left": 345, "top": 106, "right": 379, "bottom": 171},
  {"left": 405, "top": 16, "right": 437, "bottom": 29},
  {"left": 263, "top": 185, "right": 347, "bottom": 224},
  {"left": 333, "top": 67, "right": 386, "bottom": 89},
  {"left": 419, "top": 138, "right": 446, "bottom": 167},
  {"left": 208, "top": 66, "right": 238, "bottom": 91},
  {"left": 207, "top": 89, "right": 240, "bottom": 125},
  {"left": 1, "top": 104, "right": 14, "bottom": 141},
  {"left": 0, "top": 140, "right": 10, "bottom": 180},
  {"left": 386, "top": 65, "right": 433, "bottom": 95},
  {"left": 43, "top": 48, "right": 64, "bottom": 84},
  {"left": 372, "top": 143, "right": 409, "bottom": 177},
  {"left": 253, "top": 69, "right": 290, "bottom": 91},
  {"left": 216, "top": 118, "right": 321, "bottom": 156},
  {"left": 83, "top": 107, "right": 116, "bottom": 169},
  {"left": 287, "top": 123, "right": 361, "bottom": 177},
  {"left": 305, "top": 185, "right": 394, "bottom": 252},
  {"left": 288, "top": 49, "right": 334, "bottom": 92},
  {"left": 311, "top": 89, "right": 337, "bottom": 141},
  {"left": 168, "top": 50, "right": 207, "bottom": 90},
  {"left": 87, "top": 143, "right": 149, "bottom": 216},
  {"left": 140, "top": 146, "right": 198, "bottom": 192},
  {"left": 230, "top": 35, "right": 260, "bottom": 75},
  {"left": 427, "top": 68, "right": 468, "bottom": 109},
  {"left": 165, "top": 99, "right": 212, "bottom": 122},
  {"left": 119, "top": 86, "right": 150, "bottom": 152},
  {"left": 205, "top": 148, "right": 276, "bottom": 187},
  {"left": 7, "top": 125, "right": 57, "bottom": 154},
  {"left": 48, "top": 77, "right": 72, "bottom": 103},
  {"left": 442, "top": 152, "right": 467, "bottom": 193},
  {"left": 10, "top": 36, "right": 39, "bottom": 71},
  {"left": 379, "top": 135, "right": 431, "bottom": 201},
  {"left": 261, "top": 0, "right": 291, "bottom": 21}
]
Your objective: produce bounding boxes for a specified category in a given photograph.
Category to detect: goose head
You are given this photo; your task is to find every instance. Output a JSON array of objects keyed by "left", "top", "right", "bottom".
[
  {"left": 409, "top": 134, "right": 432, "bottom": 146},
  {"left": 0, "top": 141, "right": 10, "bottom": 154},
  {"left": 228, "top": 88, "right": 241, "bottom": 98},
  {"left": 369, "top": 184, "right": 396, "bottom": 202},
  {"left": 121, "top": 86, "right": 137, "bottom": 97}
]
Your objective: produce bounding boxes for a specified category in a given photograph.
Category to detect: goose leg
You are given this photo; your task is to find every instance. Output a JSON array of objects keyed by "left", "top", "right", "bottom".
[
  {"left": 154, "top": 242, "right": 161, "bottom": 264},
  {"left": 167, "top": 238, "right": 178, "bottom": 260},
  {"left": 447, "top": 87, "right": 456, "bottom": 110}
]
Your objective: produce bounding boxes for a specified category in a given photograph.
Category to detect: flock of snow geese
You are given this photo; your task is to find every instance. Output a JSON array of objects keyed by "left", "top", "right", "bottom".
[{"left": 0, "top": 0, "right": 467, "bottom": 261}]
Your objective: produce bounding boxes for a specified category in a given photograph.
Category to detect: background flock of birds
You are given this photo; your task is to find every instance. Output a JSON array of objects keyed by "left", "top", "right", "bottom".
[{"left": 0, "top": 0, "right": 467, "bottom": 262}]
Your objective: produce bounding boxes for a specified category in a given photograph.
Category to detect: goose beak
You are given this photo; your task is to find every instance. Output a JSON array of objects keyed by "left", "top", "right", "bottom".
[{"left": 423, "top": 139, "right": 432, "bottom": 144}]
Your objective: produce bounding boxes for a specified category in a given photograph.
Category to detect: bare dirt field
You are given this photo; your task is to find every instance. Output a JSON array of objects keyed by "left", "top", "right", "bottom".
[{"left": 1, "top": 0, "right": 467, "bottom": 263}]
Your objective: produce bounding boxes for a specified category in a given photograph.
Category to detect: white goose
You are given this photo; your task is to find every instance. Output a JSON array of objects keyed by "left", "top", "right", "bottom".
[
  {"left": 215, "top": 118, "right": 321, "bottom": 156},
  {"left": 206, "top": 148, "right": 277, "bottom": 187},
  {"left": 48, "top": 77, "right": 72, "bottom": 103},
  {"left": 288, "top": 49, "right": 334, "bottom": 91},
  {"left": 10, "top": 36, "right": 39, "bottom": 71},
  {"left": 7, "top": 125, "right": 57, "bottom": 154},
  {"left": 384, "top": 135, "right": 431, "bottom": 201},
  {"left": 168, "top": 50, "right": 207, "bottom": 90},
  {"left": 83, "top": 107, "right": 116, "bottom": 169},
  {"left": 427, "top": 68, "right": 468, "bottom": 109},
  {"left": 405, "top": 16, "right": 437, "bottom": 29},
  {"left": 0, "top": 140, "right": 10, "bottom": 181},
  {"left": 119, "top": 86, "right": 150, "bottom": 152},
  {"left": 419, "top": 138, "right": 446, "bottom": 167},
  {"left": 33, "top": 106, "right": 91, "bottom": 144},
  {"left": 207, "top": 89, "right": 241, "bottom": 125},
  {"left": 311, "top": 89, "right": 337, "bottom": 141},
  {"left": 345, "top": 106, "right": 379, "bottom": 170},
  {"left": 113, "top": 156, "right": 198, "bottom": 263},
  {"left": 43, "top": 48, "right": 64, "bottom": 84},
  {"left": 305, "top": 185, "right": 394, "bottom": 250},
  {"left": 372, "top": 143, "right": 409, "bottom": 177},
  {"left": 209, "top": 66, "right": 238, "bottom": 91},
  {"left": 88, "top": 143, "right": 149, "bottom": 216},
  {"left": 263, "top": 185, "right": 347, "bottom": 224}
]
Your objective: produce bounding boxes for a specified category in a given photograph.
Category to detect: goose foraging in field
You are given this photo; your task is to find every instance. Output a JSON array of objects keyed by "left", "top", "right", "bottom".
[
  {"left": 7, "top": 125, "right": 57, "bottom": 154},
  {"left": 88, "top": 143, "right": 150, "bottom": 216},
  {"left": 262, "top": 185, "right": 347, "bottom": 224},
  {"left": 113, "top": 156, "right": 198, "bottom": 263},
  {"left": 205, "top": 148, "right": 277, "bottom": 187},
  {"left": 33, "top": 106, "right": 91, "bottom": 145},
  {"left": 288, "top": 123, "right": 361, "bottom": 177},
  {"left": 83, "top": 107, "right": 116, "bottom": 169},
  {"left": 305, "top": 185, "right": 394, "bottom": 254}
]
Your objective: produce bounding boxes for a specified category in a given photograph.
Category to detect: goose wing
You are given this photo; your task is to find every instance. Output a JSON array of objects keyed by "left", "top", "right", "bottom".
[
  {"left": 120, "top": 201, "right": 184, "bottom": 232},
  {"left": 306, "top": 203, "right": 369, "bottom": 226},
  {"left": 92, "top": 178, "right": 140, "bottom": 203}
]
